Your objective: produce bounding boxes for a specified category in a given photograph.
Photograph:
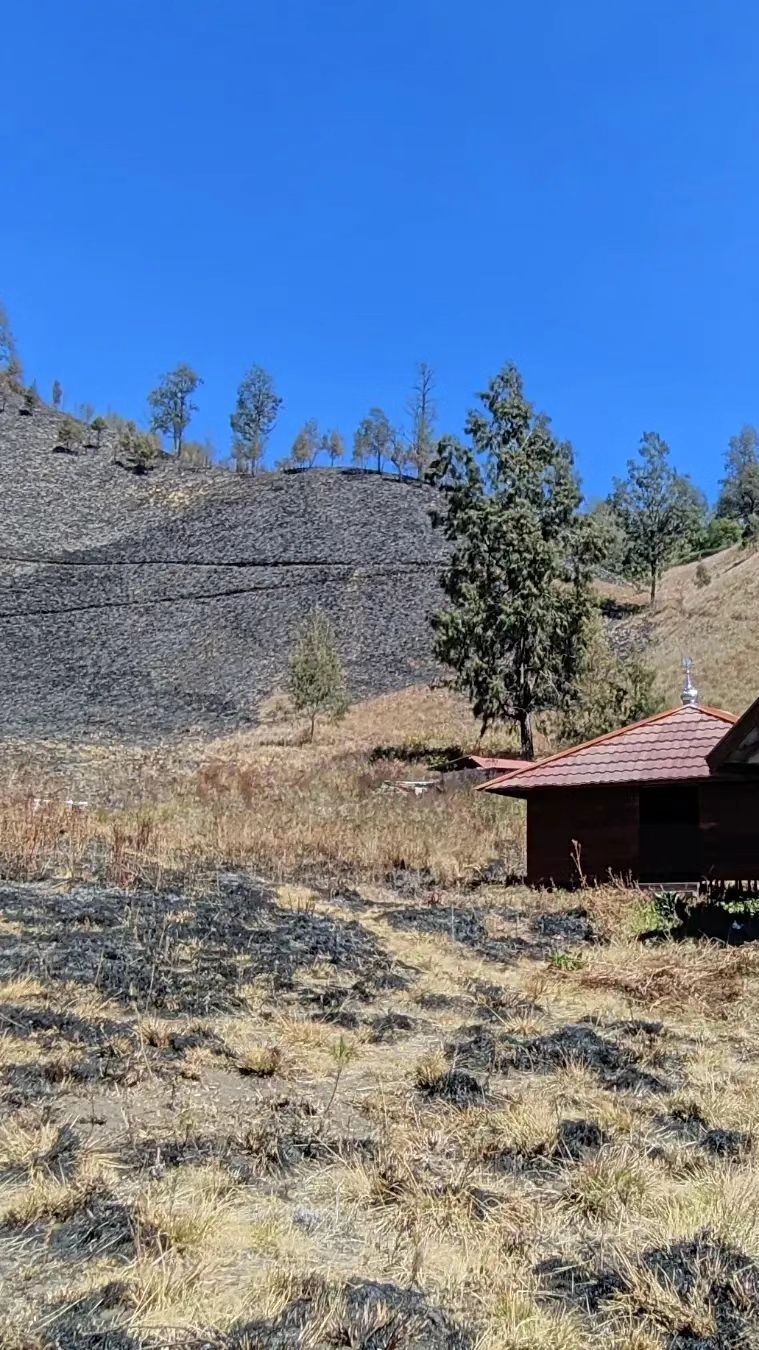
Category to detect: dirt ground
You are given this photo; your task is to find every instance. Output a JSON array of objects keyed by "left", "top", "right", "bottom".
[{"left": 2, "top": 872, "right": 759, "bottom": 1347}]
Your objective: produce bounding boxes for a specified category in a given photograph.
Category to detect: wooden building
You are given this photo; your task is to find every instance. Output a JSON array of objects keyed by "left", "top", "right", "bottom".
[{"left": 481, "top": 683, "right": 759, "bottom": 887}]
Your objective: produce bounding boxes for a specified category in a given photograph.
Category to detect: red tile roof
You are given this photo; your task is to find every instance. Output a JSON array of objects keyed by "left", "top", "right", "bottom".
[
  {"left": 464, "top": 755, "right": 526, "bottom": 772},
  {"left": 481, "top": 705, "right": 737, "bottom": 795}
]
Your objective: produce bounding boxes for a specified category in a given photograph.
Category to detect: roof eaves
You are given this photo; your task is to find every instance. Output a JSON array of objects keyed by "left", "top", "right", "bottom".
[
  {"left": 707, "top": 694, "right": 759, "bottom": 770},
  {"left": 479, "top": 704, "right": 737, "bottom": 795}
]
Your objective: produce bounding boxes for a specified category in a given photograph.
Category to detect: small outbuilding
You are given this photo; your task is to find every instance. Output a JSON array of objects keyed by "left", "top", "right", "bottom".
[{"left": 481, "top": 674, "right": 759, "bottom": 887}]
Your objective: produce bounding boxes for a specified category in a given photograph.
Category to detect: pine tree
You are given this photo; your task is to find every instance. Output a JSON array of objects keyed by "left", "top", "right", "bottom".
[
  {"left": 407, "top": 361, "right": 437, "bottom": 477},
  {"left": 230, "top": 366, "right": 282, "bottom": 473},
  {"left": 51, "top": 379, "right": 63, "bottom": 409},
  {"left": 148, "top": 364, "right": 202, "bottom": 456},
  {"left": 288, "top": 610, "right": 349, "bottom": 742},
  {"left": 610, "top": 432, "right": 705, "bottom": 603},
  {"left": 428, "top": 363, "right": 599, "bottom": 759}
]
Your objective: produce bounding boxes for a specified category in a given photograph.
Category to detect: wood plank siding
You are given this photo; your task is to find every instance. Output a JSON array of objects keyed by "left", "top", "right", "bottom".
[
  {"left": 699, "top": 782, "right": 759, "bottom": 880},
  {"left": 526, "top": 787, "right": 639, "bottom": 886}
]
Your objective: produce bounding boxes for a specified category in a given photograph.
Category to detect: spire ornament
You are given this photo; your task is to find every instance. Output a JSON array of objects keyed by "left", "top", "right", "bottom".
[{"left": 681, "top": 657, "right": 698, "bottom": 707}]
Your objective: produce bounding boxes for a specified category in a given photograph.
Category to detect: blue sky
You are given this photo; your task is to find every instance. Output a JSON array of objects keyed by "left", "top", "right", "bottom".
[{"left": 2, "top": 1, "right": 758, "bottom": 498}]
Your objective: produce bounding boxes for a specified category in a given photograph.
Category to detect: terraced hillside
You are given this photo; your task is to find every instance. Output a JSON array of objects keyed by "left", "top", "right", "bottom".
[{"left": 0, "top": 397, "right": 446, "bottom": 741}]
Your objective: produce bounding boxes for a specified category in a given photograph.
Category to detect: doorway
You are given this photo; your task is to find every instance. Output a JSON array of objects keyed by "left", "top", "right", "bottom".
[{"left": 639, "top": 785, "right": 702, "bottom": 883}]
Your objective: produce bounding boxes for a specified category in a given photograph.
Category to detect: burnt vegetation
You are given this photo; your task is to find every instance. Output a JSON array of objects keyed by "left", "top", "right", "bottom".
[{"left": 1, "top": 872, "right": 758, "bottom": 1345}]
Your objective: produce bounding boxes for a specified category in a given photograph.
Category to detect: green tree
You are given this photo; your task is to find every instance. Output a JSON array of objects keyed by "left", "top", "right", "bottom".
[
  {"left": 116, "top": 422, "right": 162, "bottom": 475},
  {"left": 353, "top": 408, "right": 392, "bottom": 473},
  {"left": 321, "top": 428, "right": 345, "bottom": 467},
  {"left": 287, "top": 418, "right": 320, "bottom": 469},
  {"left": 56, "top": 418, "right": 84, "bottom": 454},
  {"left": 51, "top": 379, "right": 63, "bottom": 410},
  {"left": 148, "top": 364, "right": 202, "bottom": 457},
  {"left": 408, "top": 361, "right": 437, "bottom": 477},
  {"left": 90, "top": 416, "right": 108, "bottom": 449},
  {"left": 586, "top": 499, "right": 629, "bottom": 576},
  {"left": 288, "top": 610, "right": 349, "bottom": 742},
  {"left": 716, "top": 425, "right": 759, "bottom": 544},
  {"left": 699, "top": 516, "right": 742, "bottom": 553},
  {"left": 557, "top": 625, "right": 662, "bottom": 746},
  {"left": 428, "top": 363, "right": 599, "bottom": 759},
  {"left": 230, "top": 366, "right": 282, "bottom": 473},
  {"left": 609, "top": 433, "right": 704, "bottom": 604}
]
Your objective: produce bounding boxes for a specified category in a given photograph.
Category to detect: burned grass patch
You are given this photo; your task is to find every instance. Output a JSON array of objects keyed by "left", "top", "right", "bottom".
[
  {"left": 504, "top": 1021, "right": 675, "bottom": 1094},
  {"left": 386, "top": 895, "right": 601, "bottom": 967},
  {"left": 0, "top": 877, "right": 399, "bottom": 1016},
  {"left": 539, "top": 1230, "right": 759, "bottom": 1348},
  {"left": 230, "top": 1276, "right": 473, "bottom": 1350}
]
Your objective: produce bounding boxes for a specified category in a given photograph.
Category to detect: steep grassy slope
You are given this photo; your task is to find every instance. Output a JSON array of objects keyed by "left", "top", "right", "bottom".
[
  {"left": 606, "top": 545, "right": 759, "bottom": 716},
  {"left": 0, "top": 398, "right": 447, "bottom": 742}
]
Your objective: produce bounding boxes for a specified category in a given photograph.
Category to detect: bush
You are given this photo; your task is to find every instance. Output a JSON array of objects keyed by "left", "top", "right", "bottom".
[
  {"left": 694, "top": 561, "right": 711, "bottom": 588},
  {"left": 288, "top": 610, "right": 349, "bottom": 742}
]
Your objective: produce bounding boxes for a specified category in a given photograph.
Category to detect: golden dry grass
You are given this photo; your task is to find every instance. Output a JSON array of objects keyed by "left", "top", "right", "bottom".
[
  {"left": 2, "top": 680, "right": 759, "bottom": 1343},
  {"left": 603, "top": 542, "right": 759, "bottom": 713},
  {"left": 0, "top": 689, "right": 527, "bottom": 888},
  {"left": 0, "top": 867, "right": 758, "bottom": 1346}
]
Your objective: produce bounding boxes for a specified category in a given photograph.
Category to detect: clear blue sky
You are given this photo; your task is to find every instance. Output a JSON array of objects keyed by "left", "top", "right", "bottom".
[{"left": 2, "top": 1, "right": 758, "bottom": 498}]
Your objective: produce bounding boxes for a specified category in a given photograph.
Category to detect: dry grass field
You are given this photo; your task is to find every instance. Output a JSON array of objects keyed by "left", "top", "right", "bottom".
[
  {"left": 2, "top": 671, "right": 759, "bottom": 1345},
  {"left": 3, "top": 873, "right": 759, "bottom": 1348},
  {"left": 603, "top": 542, "right": 759, "bottom": 716}
]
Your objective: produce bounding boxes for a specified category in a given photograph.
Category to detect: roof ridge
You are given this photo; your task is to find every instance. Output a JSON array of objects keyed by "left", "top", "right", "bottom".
[{"left": 479, "top": 703, "right": 737, "bottom": 792}]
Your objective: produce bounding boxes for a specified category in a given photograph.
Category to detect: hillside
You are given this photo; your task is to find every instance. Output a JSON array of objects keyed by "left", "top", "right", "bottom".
[
  {"left": 0, "top": 397, "right": 447, "bottom": 742},
  {"left": 605, "top": 545, "right": 759, "bottom": 716}
]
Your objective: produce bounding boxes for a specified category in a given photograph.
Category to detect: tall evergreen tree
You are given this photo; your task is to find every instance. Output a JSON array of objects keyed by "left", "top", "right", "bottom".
[
  {"left": 407, "top": 361, "right": 437, "bottom": 477},
  {"left": 230, "top": 366, "right": 282, "bottom": 473},
  {"left": 428, "top": 363, "right": 598, "bottom": 759},
  {"left": 716, "top": 425, "right": 759, "bottom": 543},
  {"left": 51, "top": 379, "right": 63, "bottom": 409},
  {"left": 148, "top": 364, "right": 202, "bottom": 456},
  {"left": 609, "top": 432, "right": 705, "bottom": 603}
]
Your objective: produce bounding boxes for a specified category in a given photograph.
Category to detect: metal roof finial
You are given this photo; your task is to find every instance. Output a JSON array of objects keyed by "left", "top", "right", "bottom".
[{"left": 681, "top": 656, "right": 698, "bottom": 707}]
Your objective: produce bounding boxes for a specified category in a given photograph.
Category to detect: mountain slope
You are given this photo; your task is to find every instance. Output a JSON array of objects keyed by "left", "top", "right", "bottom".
[
  {"left": 607, "top": 544, "right": 759, "bottom": 715},
  {"left": 0, "top": 399, "right": 447, "bottom": 741}
]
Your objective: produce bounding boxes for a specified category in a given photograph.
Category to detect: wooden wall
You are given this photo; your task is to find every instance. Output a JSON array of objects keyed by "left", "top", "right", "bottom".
[
  {"left": 699, "top": 781, "right": 759, "bottom": 879},
  {"left": 526, "top": 787, "right": 639, "bottom": 886}
]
